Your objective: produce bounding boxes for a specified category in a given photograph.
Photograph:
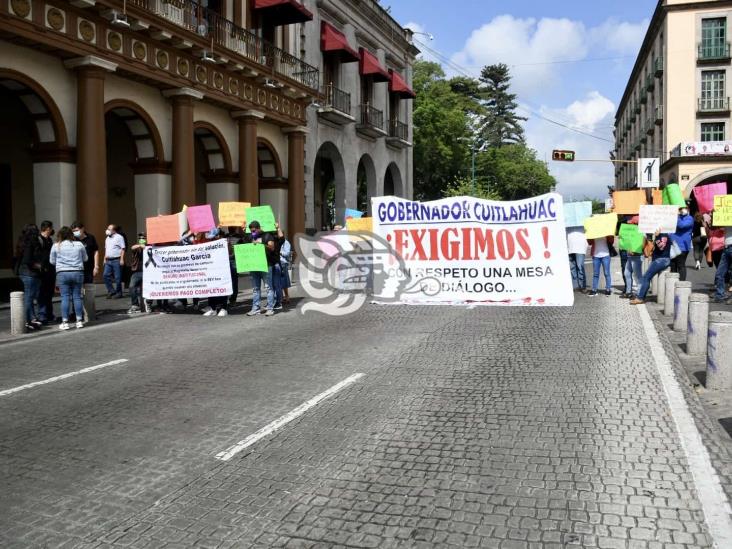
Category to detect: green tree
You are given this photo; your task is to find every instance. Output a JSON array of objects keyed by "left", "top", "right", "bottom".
[
  {"left": 444, "top": 177, "right": 500, "bottom": 200},
  {"left": 475, "top": 144, "right": 556, "bottom": 200},
  {"left": 412, "top": 61, "right": 472, "bottom": 200},
  {"left": 475, "top": 64, "right": 526, "bottom": 148}
]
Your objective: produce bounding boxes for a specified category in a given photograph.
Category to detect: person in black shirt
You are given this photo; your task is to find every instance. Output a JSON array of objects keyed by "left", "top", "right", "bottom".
[
  {"left": 15, "top": 224, "right": 44, "bottom": 331},
  {"left": 245, "top": 221, "right": 284, "bottom": 316},
  {"left": 37, "top": 220, "right": 56, "bottom": 324},
  {"left": 71, "top": 221, "right": 100, "bottom": 284}
]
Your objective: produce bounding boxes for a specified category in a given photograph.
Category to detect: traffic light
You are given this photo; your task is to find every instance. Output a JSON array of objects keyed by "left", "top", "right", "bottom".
[{"left": 552, "top": 150, "right": 575, "bottom": 162}]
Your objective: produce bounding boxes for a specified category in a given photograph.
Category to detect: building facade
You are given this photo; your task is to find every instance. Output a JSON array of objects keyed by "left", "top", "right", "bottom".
[
  {"left": 0, "top": 0, "right": 417, "bottom": 282},
  {"left": 614, "top": 0, "right": 732, "bottom": 202}
]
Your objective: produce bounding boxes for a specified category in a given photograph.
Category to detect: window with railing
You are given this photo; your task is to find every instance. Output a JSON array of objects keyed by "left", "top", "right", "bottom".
[
  {"left": 701, "top": 70, "right": 726, "bottom": 110},
  {"left": 389, "top": 119, "right": 408, "bottom": 140},
  {"left": 324, "top": 83, "right": 351, "bottom": 115},
  {"left": 361, "top": 104, "right": 383, "bottom": 129},
  {"left": 702, "top": 122, "right": 725, "bottom": 142},
  {"left": 700, "top": 18, "right": 729, "bottom": 59}
]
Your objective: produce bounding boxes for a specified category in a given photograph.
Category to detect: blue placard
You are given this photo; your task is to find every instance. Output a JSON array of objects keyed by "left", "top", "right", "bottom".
[
  {"left": 344, "top": 208, "right": 364, "bottom": 222},
  {"left": 564, "top": 201, "right": 593, "bottom": 228}
]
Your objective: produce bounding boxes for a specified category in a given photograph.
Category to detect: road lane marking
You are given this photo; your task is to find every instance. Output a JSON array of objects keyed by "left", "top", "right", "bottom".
[
  {"left": 215, "top": 373, "right": 365, "bottom": 462},
  {"left": 0, "top": 359, "right": 129, "bottom": 397},
  {"left": 638, "top": 305, "right": 732, "bottom": 547}
]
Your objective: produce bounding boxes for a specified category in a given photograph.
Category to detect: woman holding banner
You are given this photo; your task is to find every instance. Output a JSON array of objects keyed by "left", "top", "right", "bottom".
[
  {"left": 670, "top": 206, "right": 694, "bottom": 281},
  {"left": 630, "top": 231, "right": 672, "bottom": 305}
]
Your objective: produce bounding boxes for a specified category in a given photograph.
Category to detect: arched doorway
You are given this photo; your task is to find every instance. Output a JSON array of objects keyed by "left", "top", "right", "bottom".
[
  {"left": 105, "top": 101, "right": 165, "bottom": 240},
  {"left": 313, "top": 142, "right": 346, "bottom": 230},
  {"left": 384, "top": 162, "right": 403, "bottom": 197},
  {"left": 357, "top": 154, "right": 377, "bottom": 215},
  {"left": 257, "top": 139, "right": 288, "bottom": 232},
  {"left": 684, "top": 170, "right": 732, "bottom": 214},
  {"left": 0, "top": 70, "right": 68, "bottom": 276},
  {"left": 193, "top": 122, "right": 233, "bottom": 212}
]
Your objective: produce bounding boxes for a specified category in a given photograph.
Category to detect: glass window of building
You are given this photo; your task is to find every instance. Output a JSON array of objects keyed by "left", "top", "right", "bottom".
[{"left": 701, "top": 122, "right": 725, "bottom": 142}]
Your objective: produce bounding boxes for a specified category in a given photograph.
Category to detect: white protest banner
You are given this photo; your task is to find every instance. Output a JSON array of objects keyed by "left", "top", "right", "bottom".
[
  {"left": 143, "top": 240, "right": 232, "bottom": 300},
  {"left": 638, "top": 205, "right": 678, "bottom": 234},
  {"left": 371, "top": 193, "right": 574, "bottom": 306}
]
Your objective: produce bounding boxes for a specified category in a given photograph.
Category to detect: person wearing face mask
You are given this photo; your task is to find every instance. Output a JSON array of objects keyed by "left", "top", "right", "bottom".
[
  {"left": 127, "top": 233, "right": 147, "bottom": 314},
  {"left": 71, "top": 221, "right": 100, "bottom": 284},
  {"left": 37, "top": 220, "right": 56, "bottom": 324},
  {"left": 244, "top": 220, "right": 284, "bottom": 316},
  {"left": 670, "top": 205, "right": 694, "bottom": 281},
  {"left": 103, "top": 224, "right": 126, "bottom": 298}
]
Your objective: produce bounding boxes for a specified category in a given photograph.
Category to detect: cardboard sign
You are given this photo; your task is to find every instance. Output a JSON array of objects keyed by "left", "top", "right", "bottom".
[
  {"left": 583, "top": 213, "right": 618, "bottom": 240},
  {"left": 344, "top": 208, "right": 363, "bottom": 222},
  {"left": 618, "top": 224, "right": 645, "bottom": 253},
  {"left": 714, "top": 195, "right": 732, "bottom": 226},
  {"left": 244, "top": 205, "right": 276, "bottom": 232},
  {"left": 638, "top": 205, "right": 678, "bottom": 234},
  {"left": 563, "top": 201, "right": 593, "bottom": 228},
  {"left": 346, "top": 217, "right": 373, "bottom": 232},
  {"left": 652, "top": 189, "right": 663, "bottom": 205},
  {"left": 612, "top": 190, "right": 647, "bottom": 214},
  {"left": 186, "top": 204, "right": 216, "bottom": 233},
  {"left": 219, "top": 202, "right": 251, "bottom": 226},
  {"left": 662, "top": 183, "right": 686, "bottom": 207},
  {"left": 694, "top": 183, "right": 727, "bottom": 214},
  {"left": 146, "top": 214, "right": 181, "bottom": 245},
  {"left": 234, "top": 243, "right": 268, "bottom": 273}
]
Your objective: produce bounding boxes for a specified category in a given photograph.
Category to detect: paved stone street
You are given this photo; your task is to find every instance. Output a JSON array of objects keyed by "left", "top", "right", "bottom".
[{"left": 1, "top": 290, "right": 730, "bottom": 548}]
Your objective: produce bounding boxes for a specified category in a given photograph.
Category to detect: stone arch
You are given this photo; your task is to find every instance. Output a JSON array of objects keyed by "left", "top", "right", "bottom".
[
  {"left": 384, "top": 162, "right": 403, "bottom": 197},
  {"left": 104, "top": 99, "right": 164, "bottom": 162},
  {"left": 0, "top": 68, "right": 69, "bottom": 149},
  {"left": 257, "top": 137, "right": 283, "bottom": 179},
  {"left": 193, "top": 121, "right": 233, "bottom": 174},
  {"left": 357, "top": 153, "right": 377, "bottom": 215},
  {"left": 314, "top": 141, "right": 346, "bottom": 229}
]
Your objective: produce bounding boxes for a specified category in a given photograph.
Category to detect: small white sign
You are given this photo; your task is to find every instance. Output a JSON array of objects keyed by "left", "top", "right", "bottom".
[
  {"left": 604, "top": 198, "right": 613, "bottom": 213},
  {"left": 638, "top": 158, "right": 660, "bottom": 188},
  {"left": 638, "top": 205, "right": 678, "bottom": 234}
]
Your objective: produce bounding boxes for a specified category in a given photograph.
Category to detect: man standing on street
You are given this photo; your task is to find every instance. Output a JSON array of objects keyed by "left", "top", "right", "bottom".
[
  {"left": 103, "top": 224, "right": 126, "bottom": 298},
  {"left": 71, "top": 221, "right": 100, "bottom": 284},
  {"left": 566, "top": 227, "right": 587, "bottom": 293},
  {"left": 38, "top": 220, "right": 56, "bottom": 324}
]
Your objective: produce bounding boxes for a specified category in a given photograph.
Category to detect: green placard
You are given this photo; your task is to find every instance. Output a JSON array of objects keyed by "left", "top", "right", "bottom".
[
  {"left": 244, "top": 205, "right": 276, "bottom": 232},
  {"left": 618, "top": 224, "right": 644, "bottom": 253},
  {"left": 234, "top": 243, "right": 268, "bottom": 273},
  {"left": 662, "top": 183, "right": 685, "bottom": 207}
]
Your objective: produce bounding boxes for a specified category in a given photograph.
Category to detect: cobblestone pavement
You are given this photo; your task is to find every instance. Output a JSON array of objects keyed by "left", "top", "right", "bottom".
[{"left": 1, "top": 289, "right": 729, "bottom": 548}]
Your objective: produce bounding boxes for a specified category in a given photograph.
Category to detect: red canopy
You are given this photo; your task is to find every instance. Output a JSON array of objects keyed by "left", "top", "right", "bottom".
[
  {"left": 389, "top": 69, "right": 415, "bottom": 99},
  {"left": 359, "top": 48, "right": 390, "bottom": 82},
  {"left": 321, "top": 21, "right": 359, "bottom": 63},
  {"left": 252, "top": 0, "right": 313, "bottom": 26}
]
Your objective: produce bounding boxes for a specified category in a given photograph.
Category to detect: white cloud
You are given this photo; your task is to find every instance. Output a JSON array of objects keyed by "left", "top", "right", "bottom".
[
  {"left": 590, "top": 18, "right": 650, "bottom": 55},
  {"left": 565, "top": 91, "right": 615, "bottom": 129}
]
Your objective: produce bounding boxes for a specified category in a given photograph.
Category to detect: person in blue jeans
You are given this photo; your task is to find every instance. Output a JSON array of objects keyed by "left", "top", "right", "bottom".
[
  {"left": 714, "top": 227, "right": 732, "bottom": 303},
  {"left": 50, "top": 227, "right": 88, "bottom": 330},
  {"left": 631, "top": 232, "right": 671, "bottom": 304},
  {"left": 566, "top": 228, "right": 587, "bottom": 292},
  {"left": 622, "top": 251, "right": 644, "bottom": 299},
  {"left": 14, "top": 223, "right": 43, "bottom": 331},
  {"left": 103, "top": 224, "right": 126, "bottom": 298},
  {"left": 588, "top": 236, "right": 614, "bottom": 296},
  {"left": 245, "top": 221, "right": 285, "bottom": 316}
]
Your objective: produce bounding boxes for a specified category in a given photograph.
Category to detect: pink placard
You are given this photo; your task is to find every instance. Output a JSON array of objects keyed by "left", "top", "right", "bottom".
[
  {"left": 694, "top": 182, "right": 728, "bottom": 213},
  {"left": 186, "top": 204, "right": 216, "bottom": 233}
]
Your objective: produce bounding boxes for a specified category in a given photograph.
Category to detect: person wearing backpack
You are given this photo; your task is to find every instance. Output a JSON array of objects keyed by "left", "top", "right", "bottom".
[{"left": 50, "top": 226, "right": 88, "bottom": 330}]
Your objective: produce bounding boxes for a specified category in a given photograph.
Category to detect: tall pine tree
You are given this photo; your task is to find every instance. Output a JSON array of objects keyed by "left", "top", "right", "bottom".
[{"left": 476, "top": 64, "right": 526, "bottom": 148}]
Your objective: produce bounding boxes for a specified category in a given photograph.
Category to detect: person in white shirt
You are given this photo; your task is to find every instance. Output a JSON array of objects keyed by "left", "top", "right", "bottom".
[
  {"left": 589, "top": 236, "right": 614, "bottom": 296},
  {"left": 566, "top": 228, "right": 588, "bottom": 292},
  {"left": 103, "top": 224, "right": 126, "bottom": 298}
]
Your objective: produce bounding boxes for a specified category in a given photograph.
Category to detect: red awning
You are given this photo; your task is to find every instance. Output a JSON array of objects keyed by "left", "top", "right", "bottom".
[
  {"left": 321, "top": 22, "right": 359, "bottom": 63},
  {"left": 389, "top": 69, "right": 415, "bottom": 99},
  {"left": 252, "top": 0, "right": 313, "bottom": 26},
  {"left": 359, "top": 48, "right": 390, "bottom": 82}
]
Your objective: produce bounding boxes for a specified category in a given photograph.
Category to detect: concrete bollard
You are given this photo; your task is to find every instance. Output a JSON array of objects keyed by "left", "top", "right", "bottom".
[
  {"left": 687, "top": 293, "right": 710, "bottom": 356},
  {"left": 706, "top": 312, "right": 732, "bottom": 390},
  {"left": 663, "top": 273, "right": 680, "bottom": 316},
  {"left": 10, "top": 291, "right": 26, "bottom": 335},
  {"left": 673, "top": 281, "right": 693, "bottom": 332},
  {"left": 83, "top": 283, "right": 96, "bottom": 322},
  {"left": 657, "top": 270, "right": 668, "bottom": 303}
]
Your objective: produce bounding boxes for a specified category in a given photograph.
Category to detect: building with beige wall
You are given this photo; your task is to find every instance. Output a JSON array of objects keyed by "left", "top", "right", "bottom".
[{"left": 614, "top": 0, "right": 732, "bottom": 203}]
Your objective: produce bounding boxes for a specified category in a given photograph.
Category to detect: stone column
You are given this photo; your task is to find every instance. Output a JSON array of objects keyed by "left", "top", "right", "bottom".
[
  {"left": 163, "top": 88, "right": 203, "bottom": 211},
  {"left": 206, "top": 178, "right": 239, "bottom": 224},
  {"left": 232, "top": 110, "right": 264, "bottom": 206},
  {"left": 32, "top": 148, "right": 77, "bottom": 228},
  {"left": 65, "top": 56, "right": 117, "bottom": 245},
  {"left": 133, "top": 161, "right": 173, "bottom": 231},
  {"left": 284, "top": 127, "right": 308, "bottom": 238}
]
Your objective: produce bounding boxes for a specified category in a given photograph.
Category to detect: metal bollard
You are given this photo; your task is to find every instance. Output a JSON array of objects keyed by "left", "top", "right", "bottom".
[
  {"left": 657, "top": 270, "right": 668, "bottom": 304},
  {"left": 83, "top": 283, "right": 96, "bottom": 322},
  {"left": 663, "top": 273, "right": 680, "bottom": 316},
  {"left": 10, "top": 291, "right": 26, "bottom": 335},
  {"left": 673, "top": 281, "right": 693, "bottom": 332},
  {"left": 706, "top": 312, "right": 732, "bottom": 390},
  {"left": 687, "top": 293, "right": 710, "bottom": 356}
]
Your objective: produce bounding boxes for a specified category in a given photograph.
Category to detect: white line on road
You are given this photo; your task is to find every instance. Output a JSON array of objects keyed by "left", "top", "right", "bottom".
[
  {"left": 638, "top": 305, "right": 732, "bottom": 548},
  {"left": 215, "top": 373, "right": 365, "bottom": 462},
  {"left": 0, "top": 359, "right": 129, "bottom": 397}
]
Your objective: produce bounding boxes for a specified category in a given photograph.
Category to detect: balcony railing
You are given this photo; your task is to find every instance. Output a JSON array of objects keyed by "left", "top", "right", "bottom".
[
  {"left": 646, "top": 118, "right": 654, "bottom": 135},
  {"left": 360, "top": 104, "right": 384, "bottom": 130},
  {"left": 698, "top": 97, "right": 731, "bottom": 112},
  {"left": 654, "top": 104, "right": 664, "bottom": 124},
  {"left": 323, "top": 83, "right": 351, "bottom": 116},
  {"left": 654, "top": 56, "right": 664, "bottom": 76},
  {"left": 645, "top": 73, "right": 654, "bottom": 92},
  {"left": 698, "top": 41, "right": 731, "bottom": 61},
  {"left": 129, "top": 0, "right": 319, "bottom": 90},
  {"left": 389, "top": 119, "right": 408, "bottom": 141}
]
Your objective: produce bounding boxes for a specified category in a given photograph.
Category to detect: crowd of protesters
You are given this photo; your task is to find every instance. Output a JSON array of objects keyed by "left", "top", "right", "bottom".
[
  {"left": 567, "top": 202, "right": 732, "bottom": 304},
  {"left": 12, "top": 218, "right": 294, "bottom": 332}
]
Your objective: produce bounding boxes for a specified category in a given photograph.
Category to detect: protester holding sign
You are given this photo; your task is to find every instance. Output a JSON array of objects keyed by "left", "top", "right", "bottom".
[
  {"left": 588, "top": 236, "right": 614, "bottom": 296},
  {"left": 244, "top": 220, "right": 284, "bottom": 316},
  {"left": 127, "top": 233, "right": 146, "bottom": 314},
  {"left": 566, "top": 228, "right": 587, "bottom": 292},
  {"left": 618, "top": 223, "right": 645, "bottom": 299},
  {"left": 631, "top": 232, "right": 672, "bottom": 305},
  {"left": 713, "top": 226, "right": 732, "bottom": 303},
  {"left": 692, "top": 214, "right": 707, "bottom": 270},
  {"left": 670, "top": 205, "right": 694, "bottom": 281}
]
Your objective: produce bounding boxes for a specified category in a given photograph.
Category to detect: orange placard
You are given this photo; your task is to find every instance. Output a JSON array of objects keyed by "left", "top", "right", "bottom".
[
  {"left": 652, "top": 189, "right": 663, "bottom": 205},
  {"left": 612, "top": 190, "right": 647, "bottom": 214},
  {"left": 146, "top": 214, "right": 181, "bottom": 244}
]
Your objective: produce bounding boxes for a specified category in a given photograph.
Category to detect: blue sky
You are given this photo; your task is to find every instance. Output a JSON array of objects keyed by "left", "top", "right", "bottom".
[{"left": 386, "top": 0, "right": 659, "bottom": 198}]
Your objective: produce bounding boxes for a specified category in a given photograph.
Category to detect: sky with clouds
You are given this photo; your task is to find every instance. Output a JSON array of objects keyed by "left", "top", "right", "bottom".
[{"left": 386, "top": 0, "right": 658, "bottom": 199}]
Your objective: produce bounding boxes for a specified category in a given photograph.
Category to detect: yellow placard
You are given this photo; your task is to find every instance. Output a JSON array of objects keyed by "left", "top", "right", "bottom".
[
  {"left": 612, "top": 190, "right": 647, "bottom": 214},
  {"left": 583, "top": 213, "right": 618, "bottom": 240},
  {"left": 218, "top": 202, "right": 251, "bottom": 226},
  {"left": 714, "top": 195, "right": 732, "bottom": 226},
  {"left": 652, "top": 189, "right": 663, "bottom": 205},
  {"left": 346, "top": 217, "right": 373, "bottom": 232}
]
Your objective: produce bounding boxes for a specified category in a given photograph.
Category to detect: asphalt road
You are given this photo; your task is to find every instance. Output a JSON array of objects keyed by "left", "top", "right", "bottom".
[{"left": 0, "top": 292, "right": 727, "bottom": 548}]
